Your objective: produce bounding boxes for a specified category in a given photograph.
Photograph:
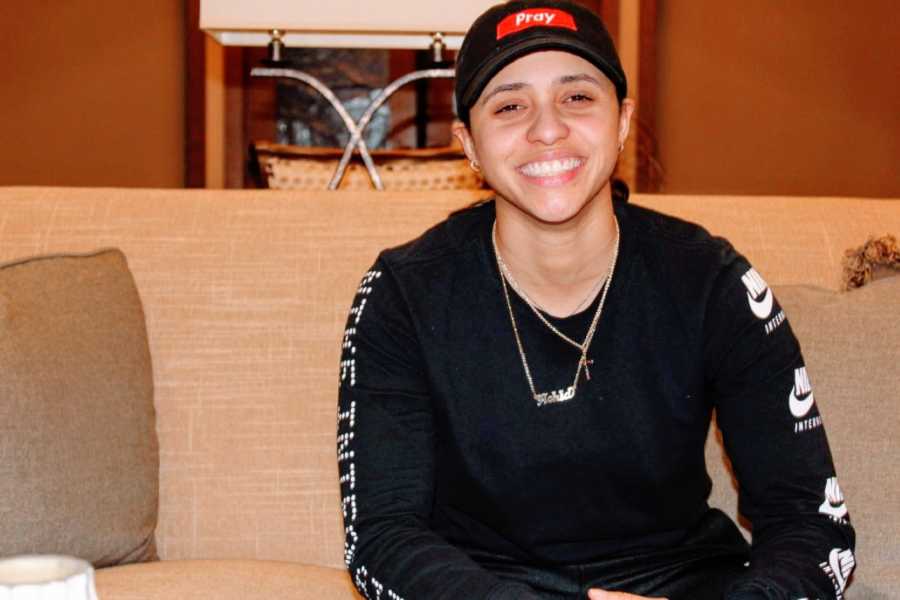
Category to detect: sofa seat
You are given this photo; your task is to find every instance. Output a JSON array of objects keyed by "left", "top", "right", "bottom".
[{"left": 95, "top": 560, "right": 359, "bottom": 600}]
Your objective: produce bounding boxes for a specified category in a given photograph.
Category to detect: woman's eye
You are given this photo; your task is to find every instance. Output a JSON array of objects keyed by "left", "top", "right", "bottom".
[
  {"left": 566, "top": 93, "right": 592, "bottom": 103},
  {"left": 495, "top": 104, "right": 522, "bottom": 114}
]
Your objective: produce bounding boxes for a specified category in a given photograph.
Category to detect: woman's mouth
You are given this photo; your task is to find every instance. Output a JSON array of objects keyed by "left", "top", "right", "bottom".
[{"left": 517, "top": 157, "right": 584, "bottom": 184}]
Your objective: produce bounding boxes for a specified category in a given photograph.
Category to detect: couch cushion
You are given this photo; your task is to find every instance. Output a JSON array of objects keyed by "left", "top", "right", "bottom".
[
  {"left": 95, "top": 560, "right": 360, "bottom": 600},
  {"left": 706, "top": 275, "right": 900, "bottom": 596},
  {"left": 781, "top": 276, "right": 900, "bottom": 594},
  {"left": 0, "top": 249, "right": 158, "bottom": 567}
]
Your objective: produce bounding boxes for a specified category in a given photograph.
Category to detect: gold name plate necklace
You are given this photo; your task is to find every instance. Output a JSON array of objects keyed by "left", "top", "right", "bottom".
[{"left": 492, "top": 217, "right": 620, "bottom": 406}]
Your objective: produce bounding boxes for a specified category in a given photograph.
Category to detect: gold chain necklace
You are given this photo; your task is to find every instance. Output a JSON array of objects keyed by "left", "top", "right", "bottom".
[
  {"left": 500, "top": 249, "right": 607, "bottom": 322},
  {"left": 492, "top": 217, "right": 620, "bottom": 406},
  {"left": 497, "top": 254, "right": 593, "bottom": 351},
  {"left": 568, "top": 273, "right": 609, "bottom": 316}
]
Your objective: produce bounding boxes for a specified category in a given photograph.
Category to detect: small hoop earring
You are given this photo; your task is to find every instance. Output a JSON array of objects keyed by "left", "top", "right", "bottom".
[
  {"left": 617, "top": 141, "right": 625, "bottom": 154},
  {"left": 469, "top": 159, "right": 481, "bottom": 172}
]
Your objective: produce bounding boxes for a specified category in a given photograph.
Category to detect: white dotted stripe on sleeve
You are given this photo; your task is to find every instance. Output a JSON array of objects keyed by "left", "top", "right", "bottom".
[
  {"left": 341, "top": 270, "right": 382, "bottom": 388},
  {"left": 337, "top": 400, "right": 358, "bottom": 566},
  {"left": 354, "top": 566, "right": 407, "bottom": 600},
  {"left": 338, "top": 271, "right": 404, "bottom": 600}
]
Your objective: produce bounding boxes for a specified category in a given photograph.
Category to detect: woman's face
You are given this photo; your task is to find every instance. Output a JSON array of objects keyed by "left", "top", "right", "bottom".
[{"left": 454, "top": 50, "right": 634, "bottom": 225}]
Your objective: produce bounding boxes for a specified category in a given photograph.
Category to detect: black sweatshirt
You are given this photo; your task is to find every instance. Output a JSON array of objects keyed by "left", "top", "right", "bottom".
[{"left": 337, "top": 199, "right": 856, "bottom": 600}]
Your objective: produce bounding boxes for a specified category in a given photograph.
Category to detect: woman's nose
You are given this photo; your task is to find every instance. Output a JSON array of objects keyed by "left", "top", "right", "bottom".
[{"left": 526, "top": 105, "right": 570, "bottom": 145}]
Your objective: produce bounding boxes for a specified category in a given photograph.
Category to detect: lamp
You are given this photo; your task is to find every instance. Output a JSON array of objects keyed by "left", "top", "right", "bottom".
[
  {"left": 199, "top": 0, "right": 494, "bottom": 190},
  {"left": 199, "top": 0, "right": 493, "bottom": 50}
]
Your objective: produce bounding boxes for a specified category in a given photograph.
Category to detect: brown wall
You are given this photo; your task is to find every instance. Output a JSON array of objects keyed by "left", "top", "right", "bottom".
[
  {"left": 0, "top": 1, "right": 184, "bottom": 187},
  {"left": 655, "top": 2, "right": 900, "bottom": 198}
]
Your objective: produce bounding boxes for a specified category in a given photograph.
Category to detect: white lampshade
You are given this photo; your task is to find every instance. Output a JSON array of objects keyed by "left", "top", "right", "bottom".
[
  {"left": 0, "top": 556, "right": 98, "bottom": 600},
  {"left": 200, "top": 0, "right": 498, "bottom": 49}
]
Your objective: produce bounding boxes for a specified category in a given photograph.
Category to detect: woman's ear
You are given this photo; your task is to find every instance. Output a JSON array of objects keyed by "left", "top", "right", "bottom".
[
  {"left": 451, "top": 119, "right": 479, "bottom": 165},
  {"left": 617, "top": 99, "right": 636, "bottom": 150}
]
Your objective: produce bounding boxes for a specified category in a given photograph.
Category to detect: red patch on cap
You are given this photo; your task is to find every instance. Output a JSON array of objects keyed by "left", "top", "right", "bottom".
[{"left": 496, "top": 8, "right": 577, "bottom": 40}]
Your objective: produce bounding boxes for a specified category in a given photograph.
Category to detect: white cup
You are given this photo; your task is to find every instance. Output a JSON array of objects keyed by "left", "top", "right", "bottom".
[{"left": 0, "top": 555, "right": 98, "bottom": 600}]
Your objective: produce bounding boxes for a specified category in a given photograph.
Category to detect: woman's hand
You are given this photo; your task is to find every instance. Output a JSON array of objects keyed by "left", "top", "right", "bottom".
[{"left": 587, "top": 589, "right": 668, "bottom": 600}]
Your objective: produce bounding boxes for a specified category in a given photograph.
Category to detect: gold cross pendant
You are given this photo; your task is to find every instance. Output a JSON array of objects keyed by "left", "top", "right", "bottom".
[{"left": 581, "top": 356, "right": 594, "bottom": 381}]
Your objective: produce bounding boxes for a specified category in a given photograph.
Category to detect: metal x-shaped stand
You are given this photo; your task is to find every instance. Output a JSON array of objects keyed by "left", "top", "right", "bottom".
[{"left": 251, "top": 66, "right": 456, "bottom": 190}]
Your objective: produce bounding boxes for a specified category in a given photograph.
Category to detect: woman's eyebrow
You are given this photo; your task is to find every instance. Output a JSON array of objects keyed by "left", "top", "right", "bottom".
[
  {"left": 479, "top": 82, "right": 529, "bottom": 105},
  {"left": 558, "top": 73, "right": 604, "bottom": 86}
]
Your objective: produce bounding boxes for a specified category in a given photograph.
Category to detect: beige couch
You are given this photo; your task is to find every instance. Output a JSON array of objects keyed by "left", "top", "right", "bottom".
[{"left": 1, "top": 187, "right": 898, "bottom": 599}]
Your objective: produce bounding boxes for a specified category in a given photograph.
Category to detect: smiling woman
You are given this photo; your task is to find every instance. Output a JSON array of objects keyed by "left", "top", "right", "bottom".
[{"left": 335, "top": 2, "right": 856, "bottom": 600}]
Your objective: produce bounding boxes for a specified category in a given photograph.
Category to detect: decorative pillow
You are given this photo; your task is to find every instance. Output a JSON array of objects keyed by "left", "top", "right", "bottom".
[
  {"left": 251, "top": 141, "right": 485, "bottom": 191},
  {"left": 0, "top": 249, "right": 158, "bottom": 567},
  {"left": 706, "top": 276, "right": 899, "bottom": 596},
  {"left": 776, "top": 276, "right": 900, "bottom": 596}
]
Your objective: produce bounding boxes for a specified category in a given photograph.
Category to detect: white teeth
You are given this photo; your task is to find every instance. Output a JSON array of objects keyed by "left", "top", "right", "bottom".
[{"left": 520, "top": 158, "right": 583, "bottom": 177}]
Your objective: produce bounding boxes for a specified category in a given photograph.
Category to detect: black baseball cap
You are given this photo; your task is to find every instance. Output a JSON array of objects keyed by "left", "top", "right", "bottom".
[{"left": 454, "top": 0, "right": 627, "bottom": 126}]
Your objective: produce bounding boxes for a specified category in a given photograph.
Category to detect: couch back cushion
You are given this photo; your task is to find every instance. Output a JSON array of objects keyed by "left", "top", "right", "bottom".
[
  {"left": 0, "top": 187, "right": 896, "bottom": 575},
  {"left": 705, "top": 275, "right": 900, "bottom": 594},
  {"left": 0, "top": 249, "right": 158, "bottom": 567}
]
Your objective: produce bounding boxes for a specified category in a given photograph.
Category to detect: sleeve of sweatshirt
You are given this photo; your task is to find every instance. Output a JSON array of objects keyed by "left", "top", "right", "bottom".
[
  {"left": 702, "top": 250, "right": 857, "bottom": 600},
  {"left": 337, "top": 259, "right": 542, "bottom": 600}
]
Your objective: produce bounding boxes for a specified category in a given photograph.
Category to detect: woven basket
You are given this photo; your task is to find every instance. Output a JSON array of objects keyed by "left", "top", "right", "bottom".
[{"left": 252, "top": 142, "right": 485, "bottom": 191}]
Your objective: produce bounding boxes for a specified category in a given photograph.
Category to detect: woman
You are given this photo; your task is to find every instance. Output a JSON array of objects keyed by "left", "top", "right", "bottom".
[{"left": 337, "top": 2, "right": 855, "bottom": 598}]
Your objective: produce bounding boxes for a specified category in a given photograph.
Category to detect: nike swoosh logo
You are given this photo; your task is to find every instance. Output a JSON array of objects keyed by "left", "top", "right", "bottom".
[
  {"left": 746, "top": 288, "right": 774, "bottom": 319},
  {"left": 789, "top": 388, "right": 815, "bottom": 418},
  {"left": 829, "top": 548, "right": 854, "bottom": 591}
]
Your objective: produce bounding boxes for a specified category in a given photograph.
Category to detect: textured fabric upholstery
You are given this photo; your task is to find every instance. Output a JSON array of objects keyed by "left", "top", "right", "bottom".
[
  {"left": 0, "top": 249, "right": 158, "bottom": 566},
  {"left": 776, "top": 278, "right": 899, "bottom": 593},
  {"left": 0, "top": 187, "right": 897, "bottom": 599},
  {"left": 95, "top": 560, "right": 359, "bottom": 599},
  {"left": 0, "top": 188, "right": 490, "bottom": 568},
  {"left": 635, "top": 194, "right": 899, "bottom": 292}
]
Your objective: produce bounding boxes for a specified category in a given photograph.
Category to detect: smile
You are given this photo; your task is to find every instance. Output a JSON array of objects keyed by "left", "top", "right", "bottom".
[{"left": 518, "top": 158, "right": 584, "bottom": 178}]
